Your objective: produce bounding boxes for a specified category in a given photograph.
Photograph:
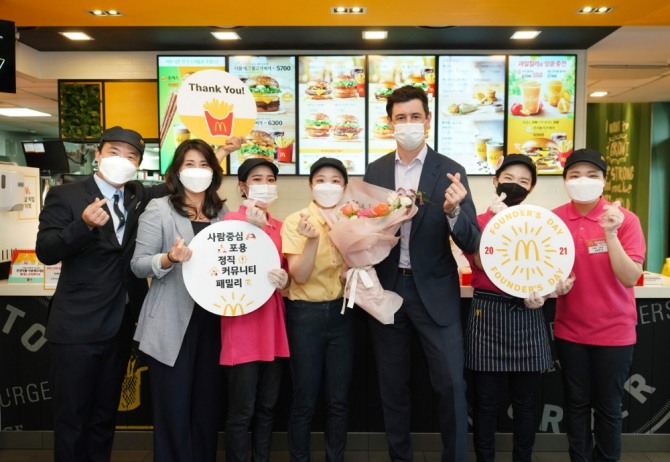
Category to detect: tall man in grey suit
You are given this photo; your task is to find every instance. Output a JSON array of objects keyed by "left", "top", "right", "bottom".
[{"left": 364, "top": 86, "right": 481, "bottom": 462}]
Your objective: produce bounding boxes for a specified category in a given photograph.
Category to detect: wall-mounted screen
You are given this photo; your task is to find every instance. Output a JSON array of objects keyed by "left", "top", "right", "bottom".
[
  {"left": 367, "top": 55, "right": 436, "bottom": 164},
  {"left": 0, "top": 20, "right": 16, "bottom": 93},
  {"left": 506, "top": 55, "right": 576, "bottom": 175},
  {"left": 437, "top": 55, "right": 506, "bottom": 175},
  {"left": 157, "top": 56, "right": 227, "bottom": 174},
  {"left": 297, "top": 56, "right": 366, "bottom": 175},
  {"left": 228, "top": 56, "right": 297, "bottom": 175}
]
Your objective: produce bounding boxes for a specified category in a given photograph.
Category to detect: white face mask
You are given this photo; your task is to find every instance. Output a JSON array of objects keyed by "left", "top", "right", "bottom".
[
  {"left": 179, "top": 168, "right": 213, "bottom": 193},
  {"left": 565, "top": 177, "right": 604, "bottom": 204},
  {"left": 98, "top": 156, "right": 138, "bottom": 185},
  {"left": 393, "top": 123, "right": 426, "bottom": 151},
  {"left": 312, "top": 183, "right": 344, "bottom": 208},
  {"left": 247, "top": 184, "right": 278, "bottom": 206}
]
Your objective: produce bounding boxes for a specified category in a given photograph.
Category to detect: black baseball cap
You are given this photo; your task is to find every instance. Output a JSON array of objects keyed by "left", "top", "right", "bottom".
[
  {"left": 309, "top": 157, "right": 348, "bottom": 183},
  {"left": 237, "top": 158, "right": 279, "bottom": 182},
  {"left": 100, "top": 126, "right": 145, "bottom": 155},
  {"left": 495, "top": 153, "right": 537, "bottom": 186},
  {"left": 562, "top": 148, "right": 607, "bottom": 177}
]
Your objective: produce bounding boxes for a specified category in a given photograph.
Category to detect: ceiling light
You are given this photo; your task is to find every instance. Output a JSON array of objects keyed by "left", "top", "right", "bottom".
[
  {"left": 60, "top": 32, "right": 94, "bottom": 41},
  {"left": 211, "top": 31, "right": 241, "bottom": 40},
  {"left": 86, "top": 9, "right": 123, "bottom": 16},
  {"left": 577, "top": 6, "right": 613, "bottom": 14},
  {"left": 331, "top": 6, "right": 367, "bottom": 14},
  {"left": 0, "top": 108, "right": 51, "bottom": 117},
  {"left": 589, "top": 91, "right": 609, "bottom": 97},
  {"left": 511, "top": 31, "right": 541, "bottom": 40},
  {"left": 363, "top": 30, "right": 387, "bottom": 40}
]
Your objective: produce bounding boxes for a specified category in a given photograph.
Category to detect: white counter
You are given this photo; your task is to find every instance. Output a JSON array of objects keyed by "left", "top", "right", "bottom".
[{"left": 0, "top": 280, "right": 55, "bottom": 297}]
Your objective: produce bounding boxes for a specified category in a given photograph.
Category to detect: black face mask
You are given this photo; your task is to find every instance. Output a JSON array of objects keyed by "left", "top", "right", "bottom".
[{"left": 495, "top": 182, "right": 530, "bottom": 206}]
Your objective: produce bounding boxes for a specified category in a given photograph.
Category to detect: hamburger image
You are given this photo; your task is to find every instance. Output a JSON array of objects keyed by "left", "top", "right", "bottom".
[
  {"left": 404, "top": 76, "right": 429, "bottom": 94},
  {"left": 238, "top": 130, "right": 277, "bottom": 161},
  {"left": 374, "top": 81, "right": 396, "bottom": 101},
  {"left": 331, "top": 74, "right": 358, "bottom": 98},
  {"left": 304, "top": 113, "right": 332, "bottom": 138},
  {"left": 246, "top": 75, "right": 281, "bottom": 112},
  {"left": 305, "top": 80, "right": 332, "bottom": 99},
  {"left": 332, "top": 114, "right": 362, "bottom": 140},
  {"left": 518, "top": 138, "right": 560, "bottom": 171},
  {"left": 372, "top": 115, "right": 394, "bottom": 139}
]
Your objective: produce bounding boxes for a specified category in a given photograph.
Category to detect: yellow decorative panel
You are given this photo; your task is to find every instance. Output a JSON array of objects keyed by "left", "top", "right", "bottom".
[{"left": 104, "top": 81, "right": 158, "bottom": 139}]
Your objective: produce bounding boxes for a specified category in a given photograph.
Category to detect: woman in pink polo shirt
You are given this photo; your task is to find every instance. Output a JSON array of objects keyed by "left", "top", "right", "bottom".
[
  {"left": 220, "top": 158, "right": 290, "bottom": 462},
  {"left": 553, "top": 148, "right": 645, "bottom": 462}
]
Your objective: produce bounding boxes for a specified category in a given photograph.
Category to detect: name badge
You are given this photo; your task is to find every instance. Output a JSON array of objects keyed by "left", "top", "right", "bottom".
[{"left": 587, "top": 238, "right": 608, "bottom": 254}]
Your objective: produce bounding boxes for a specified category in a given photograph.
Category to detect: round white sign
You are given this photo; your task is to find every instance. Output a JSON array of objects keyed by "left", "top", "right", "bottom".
[
  {"left": 480, "top": 204, "right": 575, "bottom": 298},
  {"left": 177, "top": 69, "right": 257, "bottom": 144},
  {"left": 182, "top": 220, "right": 280, "bottom": 316}
]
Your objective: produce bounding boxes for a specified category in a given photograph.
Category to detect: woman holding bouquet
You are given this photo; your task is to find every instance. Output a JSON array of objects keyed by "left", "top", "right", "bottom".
[
  {"left": 280, "top": 157, "right": 353, "bottom": 462},
  {"left": 220, "top": 158, "right": 290, "bottom": 462},
  {"left": 464, "top": 154, "right": 555, "bottom": 462}
]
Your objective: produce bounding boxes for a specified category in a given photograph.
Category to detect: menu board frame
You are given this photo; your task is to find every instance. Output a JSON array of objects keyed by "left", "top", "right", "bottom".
[
  {"left": 227, "top": 55, "right": 298, "bottom": 176},
  {"left": 296, "top": 55, "right": 368, "bottom": 176},
  {"left": 505, "top": 54, "right": 577, "bottom": 176},
  {"left": 156, "top": 55, "right": 228, "bottom": 174},
  {"left": 156, "top": 52, "right": 582, "bottom": 178}
]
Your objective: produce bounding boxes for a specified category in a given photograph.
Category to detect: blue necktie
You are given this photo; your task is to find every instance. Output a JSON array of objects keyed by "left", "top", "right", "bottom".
[{"left": 113, "top": 192, "right": 126, "bottom": 231}]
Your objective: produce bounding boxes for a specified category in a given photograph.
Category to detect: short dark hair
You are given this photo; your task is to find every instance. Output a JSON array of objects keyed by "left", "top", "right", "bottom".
[
  {"left": 165, "top": 139, "right": 225, "bottom": 219},
  {"left": 386, "top": 85, "right": 430, "bottom": 119}
]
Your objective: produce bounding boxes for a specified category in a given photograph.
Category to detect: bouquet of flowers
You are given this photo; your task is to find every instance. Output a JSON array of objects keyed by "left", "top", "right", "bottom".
[{"left": 323, "top": 179, "right": 419, "bottom": 324}]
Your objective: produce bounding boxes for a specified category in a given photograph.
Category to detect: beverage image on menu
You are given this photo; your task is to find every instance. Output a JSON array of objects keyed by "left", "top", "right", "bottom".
[
  {"left": 436, "top": 55, "right": 506, "bottom": 175},
  {"left": 367, "top": 55, "right": 436, "bottom": 164},
  {"left": 229, "top": 56, "right": 297, "bottom": 174},
  {"left": 507, "top": 55, "right": 576, "bottom": 175},
  {"left": 297, "top": 56, "right": 366, "bottom": 175}
]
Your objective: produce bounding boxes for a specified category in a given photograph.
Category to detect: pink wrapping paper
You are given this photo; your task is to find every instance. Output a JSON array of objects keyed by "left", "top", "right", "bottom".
[{"left": 323, "top": 179, "right": 418, "bottom": 324}]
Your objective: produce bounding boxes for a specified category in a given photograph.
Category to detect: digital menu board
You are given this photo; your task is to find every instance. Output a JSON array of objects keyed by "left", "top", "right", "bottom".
[
  {"left": 367, "top": 55, "right": 436, "bottom": 164},
  {"left": 228, "top": 56, "right": 297, "bottom": 175},
  {"left": 437, "top": 55, "right": 506, "bottom": 175},
  {"left": 297, "top": 56, "right": 366, "bottom": 175},
  {"left": 157, "top": 56, "right": 227, "bottom": 174},
  {"left": 507, "top": 55, "right": 576, "bottom": 175}
]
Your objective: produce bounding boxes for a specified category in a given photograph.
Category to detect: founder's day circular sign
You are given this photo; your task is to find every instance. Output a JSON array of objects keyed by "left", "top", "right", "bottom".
[
  {"left": 177, "top": 69, "right": 257, "bottom": 144},
  {"left": 480, "top": 204, "right": 575, "bottom": 298},
  {"left": 182, "top": 220, "right": 280, "bottom": 316}
]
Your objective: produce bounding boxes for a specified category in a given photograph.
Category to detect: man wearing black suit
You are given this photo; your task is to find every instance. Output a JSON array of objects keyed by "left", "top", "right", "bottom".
[
  {"left": 36, "top": 126, "right": 240, "bottom": 462},
  {"left": 364, "top": 86, "right": 481, "bottom": 462}
]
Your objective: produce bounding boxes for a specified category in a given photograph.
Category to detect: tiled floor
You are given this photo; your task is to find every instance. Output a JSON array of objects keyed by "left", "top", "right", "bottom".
[{"left": 1, "top": 450, "right": 670, "bottom": 461}]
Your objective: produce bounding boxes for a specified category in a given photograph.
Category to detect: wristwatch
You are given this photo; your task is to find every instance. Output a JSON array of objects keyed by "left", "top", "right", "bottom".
[{"left": 445, "top": 205, "right": 460, "bottom": 219}]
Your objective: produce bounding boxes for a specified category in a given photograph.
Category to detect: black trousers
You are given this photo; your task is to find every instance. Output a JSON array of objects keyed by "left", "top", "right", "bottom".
[
  {"left": 368, "top": 275, "right": 468, "bottom": 462},
  {"left": 49, "top": 310, "right": 134, "bottom": 462},
  {"left": 224, "top": 359, "right": 285, "bottom": 462},
  {"left": 470, "top": 370, "right": 542, "bottom": 462},
  {"left": 144, "top": 305, "right": 222, "bottom": 462}
]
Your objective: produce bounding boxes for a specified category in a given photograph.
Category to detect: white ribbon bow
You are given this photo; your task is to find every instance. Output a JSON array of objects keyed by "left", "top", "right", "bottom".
[{"left": 341, "top": 266, "right": 374, "bottom": 314}]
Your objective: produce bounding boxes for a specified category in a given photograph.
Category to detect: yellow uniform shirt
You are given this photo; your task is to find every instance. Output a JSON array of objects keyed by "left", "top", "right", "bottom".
[{"left": 281, "top": 201, "right": 345, "bottom": 302}]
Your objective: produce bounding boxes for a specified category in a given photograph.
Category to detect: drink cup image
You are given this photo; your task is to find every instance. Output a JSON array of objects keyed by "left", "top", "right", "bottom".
[
  {"left": 520, "top": 80, "right": 542, "bottom": 115},
  {"left": 486, "top": 141, "right": 504, "bottom": 171},
  {"left": 475, "top": 136, "right": 491, "bottom": 162},
  {"left": 173, "top": 125, "right": 191, "bottom": 145},
  {"left": 546, "top": 80, "right": 564, "bottom": 106}
]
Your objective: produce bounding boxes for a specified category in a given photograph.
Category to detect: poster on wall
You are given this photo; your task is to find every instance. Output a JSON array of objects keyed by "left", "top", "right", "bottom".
[
  {"left": 367, "top": 55, "right": 436, "bottom": 164},
  {"left": 297, "top": 56, "right": 366, "bottom": 175},
  {"left": 157, "top": 56, "right": 227, "bottom": 174},
  {"left": 506, "top": 55, "right": 576, "bottom": 175},
  {"left": 228, "top": 56, "right": 297, "bottom": 175},
  {"left": 437, "top": 55, "right": 506, "bottom": 175}
]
